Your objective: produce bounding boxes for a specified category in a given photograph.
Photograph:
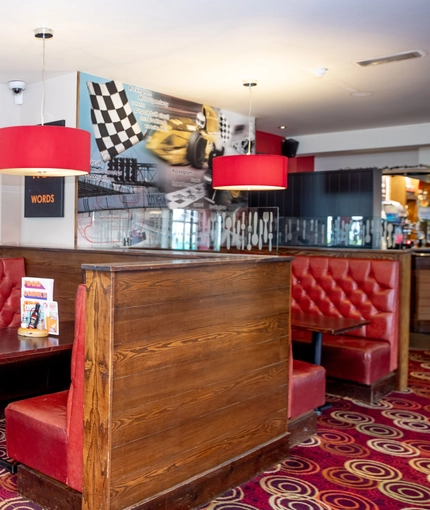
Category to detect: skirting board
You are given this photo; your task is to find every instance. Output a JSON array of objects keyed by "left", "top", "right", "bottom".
[
  {"left": 17, "top": 433, "right": 291, "bottom": 510},
  {"left": 326, "top": 372, "right": 397, "bottom": 404}
]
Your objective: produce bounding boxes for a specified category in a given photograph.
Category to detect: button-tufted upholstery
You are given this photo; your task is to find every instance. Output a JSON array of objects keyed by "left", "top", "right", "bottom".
[
  {"left": 291, "top": 256, "right": 399, "bottom": 385},
  {"left": 0, "top": 257, "right": 25, "bottom": 328}
]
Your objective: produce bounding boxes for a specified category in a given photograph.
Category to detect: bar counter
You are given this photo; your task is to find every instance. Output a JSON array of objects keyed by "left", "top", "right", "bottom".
[{"left": 411, "top": 250, "right": 430, "bottom": 335}]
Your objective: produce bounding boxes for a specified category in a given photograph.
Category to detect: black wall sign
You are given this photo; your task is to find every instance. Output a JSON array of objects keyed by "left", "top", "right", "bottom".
[
  {"left": 24, "top": 176, "right": 65, "bottom": 217},
  {"left": 24, "top": 119, "right": 66, "bottom": 218}
]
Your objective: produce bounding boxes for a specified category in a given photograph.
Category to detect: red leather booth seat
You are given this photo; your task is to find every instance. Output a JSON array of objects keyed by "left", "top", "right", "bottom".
[
  {"left": 289, "top": 359, "right": 326, "bottom": 419},
  {"left": 5, "top": 284, "right": 85, "bottom": 493},
  {"left": 291, "top": 256, "right": 399, "bottom": 385},
  {"left": 0, "top": 257, "right": 25, "bottom": 328},
  {"left": 287, "top": 342, "right": 326, "bottom": 446}
]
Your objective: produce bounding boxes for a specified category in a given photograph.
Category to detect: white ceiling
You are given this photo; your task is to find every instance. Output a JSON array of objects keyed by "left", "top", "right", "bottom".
[{"left": 1, "top": 0, "right": 430, "bottom": 137}]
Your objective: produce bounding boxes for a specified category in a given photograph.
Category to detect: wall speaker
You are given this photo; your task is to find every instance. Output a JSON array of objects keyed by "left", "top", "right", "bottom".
[{"left": 282, "top": 138, "right": 299, "bottom": 158}]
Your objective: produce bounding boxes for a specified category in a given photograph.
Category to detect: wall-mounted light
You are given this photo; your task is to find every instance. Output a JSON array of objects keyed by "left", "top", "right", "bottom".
[{"left": 0, "top": 28, "right": 90, "bottom": 176}]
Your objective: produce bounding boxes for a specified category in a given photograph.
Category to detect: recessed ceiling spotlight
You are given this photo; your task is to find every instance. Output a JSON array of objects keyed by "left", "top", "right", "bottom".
[
  {"left": 313, "top": 68, "right": 328, "bottom": 78},
  {"left": 279, "top": 125, "right": 286, "bottom": 130},
  {"left": 350, "top": 91, "right": 373, "bottom": 97},
  {"left": 355, "top": 50, "right": 426, "bottom": 67}
]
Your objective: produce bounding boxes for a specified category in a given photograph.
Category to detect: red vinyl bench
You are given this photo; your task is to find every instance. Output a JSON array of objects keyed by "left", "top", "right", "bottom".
[
  {"left": 5, "top": 284, "right": 85, "bottom": 495},
  {"left": 291, "top": 256, "right": 399, "bottom": 403},
  {"left": 288, "top": 342, "right": 326, "bottom": 447},
  {"left": 0, "top": 257, "right": 25, "bottom": 328}
]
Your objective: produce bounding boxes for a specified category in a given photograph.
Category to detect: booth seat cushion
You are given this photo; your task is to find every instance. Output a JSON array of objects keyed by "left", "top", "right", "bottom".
[
  {"left": 290, "top": 360, "right": 326, "bottom": 419},
  {"left": 5, "top": 284, "right": 86, "bottom": 493},
  {"left": 6, "top": 390, "right": 69, "bottom": 483},
  {"left": 0, "top": 257, "right": 25, "bottom": 328},
  {"left": 292, "top": 331, "right": 391, "bottom": 385},
  {"left": 291, "top": 256, "right": 399, "bottom": 373}
]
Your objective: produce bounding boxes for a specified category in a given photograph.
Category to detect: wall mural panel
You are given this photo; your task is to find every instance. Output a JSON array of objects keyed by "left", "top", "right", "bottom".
[{"left": 77, "top": 72, "right": 254, "bottom": 249}]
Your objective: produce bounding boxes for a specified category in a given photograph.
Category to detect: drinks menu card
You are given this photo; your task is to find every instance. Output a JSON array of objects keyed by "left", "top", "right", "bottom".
[{"left": 20, "top": 277, "right": 59, "bottom": 334}]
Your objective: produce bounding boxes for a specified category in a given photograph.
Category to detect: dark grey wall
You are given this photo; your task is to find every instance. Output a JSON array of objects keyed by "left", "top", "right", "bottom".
[{"left": 249, "top": 168, "right": 382, "bottom": 218}]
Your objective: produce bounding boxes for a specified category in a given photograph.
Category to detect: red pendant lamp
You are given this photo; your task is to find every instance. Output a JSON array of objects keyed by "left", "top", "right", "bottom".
[
  {"left": 212, "top": 81, "right": 287, "bottom": 190},
  {"left": 0, "top": 28, "right": 90, "bottom": 177}
]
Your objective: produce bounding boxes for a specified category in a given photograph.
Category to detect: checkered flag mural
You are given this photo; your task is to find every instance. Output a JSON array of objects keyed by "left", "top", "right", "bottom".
[
  {"left": 87, "top": 80, "right": 145, "bottom": 162},
  {"left": 219, "top": 112, "right": 232, "bottom": 146}
]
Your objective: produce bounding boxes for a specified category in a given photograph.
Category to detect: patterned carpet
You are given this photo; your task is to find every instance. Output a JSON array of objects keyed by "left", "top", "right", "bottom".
[{"left": 1, "top": 350, "right": 430, "bottom": 510}]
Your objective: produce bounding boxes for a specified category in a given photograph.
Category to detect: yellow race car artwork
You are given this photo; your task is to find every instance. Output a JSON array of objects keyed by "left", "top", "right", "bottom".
[{"left": 145, "top": 105, "right": 225, "bottom": 170}]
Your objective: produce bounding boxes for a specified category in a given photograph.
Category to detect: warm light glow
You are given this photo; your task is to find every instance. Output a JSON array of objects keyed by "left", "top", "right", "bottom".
[
  {"left": 0, "top": 125, "right": 90, "bottom": 176},
  {"left": 212, "top": 154, "right": 288, "bottom": 190}
]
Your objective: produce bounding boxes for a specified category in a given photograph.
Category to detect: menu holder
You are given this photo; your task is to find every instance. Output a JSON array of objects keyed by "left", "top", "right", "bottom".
[
  {"left": 20, "top": 277, "right": 59, "bottom": 336},
  {"left": 17, "top": 326, "right": 49, "bottom": 338}
]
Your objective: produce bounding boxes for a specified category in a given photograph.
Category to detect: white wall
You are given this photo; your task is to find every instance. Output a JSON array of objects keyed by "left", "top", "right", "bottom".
[
  {"left": 1, "top": 73, "right": 79, "bottom": 247},
  {"left": 293, "top": 123, "right": 430, "bottom": 156},
  {"left": 0, "top": 84, "right": 21, "bottom": 243},
  {"left": 314, "top": 150, "right": 420, "bottom": 172},
  {"left": 291, "top": 123, "right": 430, "bottom": 173}
]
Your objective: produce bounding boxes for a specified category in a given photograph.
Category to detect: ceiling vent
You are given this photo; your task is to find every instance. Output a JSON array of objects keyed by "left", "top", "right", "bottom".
[{"left": 355, "top": 50, "right": 426, "bottom": 67}]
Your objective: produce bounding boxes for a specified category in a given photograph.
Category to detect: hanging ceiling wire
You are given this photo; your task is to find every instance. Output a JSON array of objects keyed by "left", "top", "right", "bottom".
[
  {"left": 34, "top": 28, "right": 53, "bottom": 126},
  {"left": 243, "top": 80, "right": 257, "bottom": 155}
]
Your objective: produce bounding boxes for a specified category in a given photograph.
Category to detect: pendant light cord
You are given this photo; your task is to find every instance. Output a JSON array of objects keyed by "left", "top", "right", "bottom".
[
  {"left": 243, "top": 81, "right": 256, "bottom": 155},
  {"left": 40, "top": 34, "right": 46, "bottom": 126},
  {"left": 247, "top": 84, "right": 252, "bottom": 155},
  {"left": 35, "top": 28, "right": 53, "bottom": 126}
]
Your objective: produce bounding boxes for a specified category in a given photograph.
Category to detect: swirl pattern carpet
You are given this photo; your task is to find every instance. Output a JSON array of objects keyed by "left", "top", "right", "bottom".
[{"left": 1, "top": 350, "right": 429, "bottom": 510}]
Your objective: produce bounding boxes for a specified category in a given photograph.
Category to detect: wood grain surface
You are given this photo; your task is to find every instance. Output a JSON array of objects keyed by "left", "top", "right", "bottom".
[
  {"left": 235, "top": 246, "right": 411, "bottom": 392},
  {"left": 0, "top": 245, "right": 292, "bottom": 509},
  {"left": 81, "top": 255, "right": 291, "bottom": 510}
]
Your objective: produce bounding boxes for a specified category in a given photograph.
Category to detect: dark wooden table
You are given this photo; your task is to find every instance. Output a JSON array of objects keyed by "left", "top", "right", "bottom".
[
  {"left": 0, "top": 321, "right": 75, "bottom": 363},
  {"left": 291, "top": 312, "right": 370, "bottom": 365},
  {"left": 0, "top": 321, "right": 75, "bottom": 472},
  {"left": 0, "top": 320, "right": 75, "bottom": 404}
]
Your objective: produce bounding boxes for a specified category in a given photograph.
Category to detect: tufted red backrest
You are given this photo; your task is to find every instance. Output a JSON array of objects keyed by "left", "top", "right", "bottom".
[
  {"left": 0, "top": 257, "right": 25, "bottom": 328},
  {"left": 291, "top": 256, "right": 399, "bottom": 370}
]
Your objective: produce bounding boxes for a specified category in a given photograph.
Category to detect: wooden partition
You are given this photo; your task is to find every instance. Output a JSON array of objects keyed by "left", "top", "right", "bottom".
[
  {"left": 0, "top": 246, "right": 227, "bottom": 321},
  {"left": 0, "top": 245, "right": 292, "bottom": 510},
  {"left": 222, "top": 245, "right": 411, "bottom": 391},
  {"left": 82, "top": 255, "right": 291, "bottom": 509},
  {"left": 411, "top": 251, "right": 430, "bottom": 334}
]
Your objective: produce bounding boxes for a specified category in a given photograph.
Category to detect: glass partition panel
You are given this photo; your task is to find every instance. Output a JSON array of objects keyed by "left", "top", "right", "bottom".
[
  {"left": 78, "top": 207, "right": 279, "bottom": 253},
  {"left": 279, "top": 216, "right": 384, "bottom": 249}
]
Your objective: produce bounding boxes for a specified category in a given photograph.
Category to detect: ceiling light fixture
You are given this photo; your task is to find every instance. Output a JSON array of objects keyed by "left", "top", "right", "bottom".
[
  {"left": 313, "top": 67, "right": 328, "bottom": 78},
  {"left": 0, "top": 28, "right": 90, "bottom": 176},
  {"left": 212, "top": 81, "right": 287, "bottom": 190},
  {"left": 350, "top": 91, "right": 373, "bottom": 97},
  {"left": 355, "top": 50, "right": 426, "bottom": 67}
]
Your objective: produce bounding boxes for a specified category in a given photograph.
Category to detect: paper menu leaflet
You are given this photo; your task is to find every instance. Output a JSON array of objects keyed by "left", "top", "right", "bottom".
[
  {"left": 20, "top": 299, "right": 59, "bottom": 335},
  {"left": 21, "top": 277, "right": 54, "bottom": 302},
  {"left": 20, "top": 277, "right": 58, "bottom": 334}
]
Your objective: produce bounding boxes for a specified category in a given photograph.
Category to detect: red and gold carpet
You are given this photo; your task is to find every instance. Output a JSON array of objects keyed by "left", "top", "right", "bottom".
[{"left": 1, "top": 350, "right": 430, "bottom": 509}]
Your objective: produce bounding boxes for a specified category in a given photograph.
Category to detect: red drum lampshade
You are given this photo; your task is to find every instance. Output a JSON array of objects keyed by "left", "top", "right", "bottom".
[
  {"left": 212, "top": 153, "right": 288, "bottom": 190},
  {"left": 0, "top": 125, "right": 90, "bottom": 176}
]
